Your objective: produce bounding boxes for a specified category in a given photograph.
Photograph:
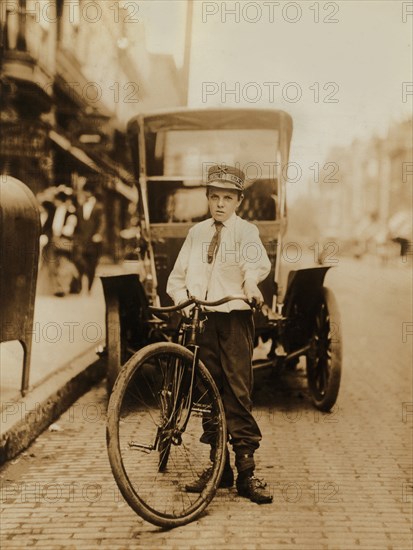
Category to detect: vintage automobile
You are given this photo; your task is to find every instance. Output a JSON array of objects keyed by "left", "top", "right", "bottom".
[{"left": 100, "top": 108, "right": 342, "bottom": 411}]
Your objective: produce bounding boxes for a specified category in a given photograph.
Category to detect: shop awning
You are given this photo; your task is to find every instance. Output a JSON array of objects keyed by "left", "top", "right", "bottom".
[
  {"left": 49, "top": 130, "right": 101, "bottom": 172},
  {"left": 112, "top": 177, "right": 138, "bottom": 203},
  {"left": 85, "top": 147, "right": 135, "bottom": 186},
  {"left": 49, "top": 130, "right": 137, "bottom": 202}
]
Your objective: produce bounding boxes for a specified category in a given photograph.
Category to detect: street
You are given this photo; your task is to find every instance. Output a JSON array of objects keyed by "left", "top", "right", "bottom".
[{"left": 1, "top": 257, "right": 412, "bottom": 550}]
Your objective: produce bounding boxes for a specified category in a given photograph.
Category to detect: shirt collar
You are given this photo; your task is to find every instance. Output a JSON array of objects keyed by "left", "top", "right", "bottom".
[{"left": 210, "top": 212, "right": 237, "bottom": 229}]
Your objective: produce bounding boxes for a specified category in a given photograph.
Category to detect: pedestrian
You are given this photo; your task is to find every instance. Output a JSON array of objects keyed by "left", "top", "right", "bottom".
[
  {"left": 41, "top": 188, "right": 79, "bottom": 297},
  {"left": 166, "top": 164, "right": 273, "bottom": 504},
  {"left": 74, "top": 181, "right": 104, "bottom": 293},
  {"left": 38, "top": 198, "right": 55, "bottom": 263}
]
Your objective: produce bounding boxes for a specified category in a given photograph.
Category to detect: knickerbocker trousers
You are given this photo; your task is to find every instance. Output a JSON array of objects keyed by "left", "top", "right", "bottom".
[{"left": 198, "top": 310, "right": 262, "bottom": 473}]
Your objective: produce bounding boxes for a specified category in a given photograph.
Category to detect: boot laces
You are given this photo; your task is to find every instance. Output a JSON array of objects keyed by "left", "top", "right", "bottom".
[{"left": 249, "top": 476, "right": 267, "bottom": 489}]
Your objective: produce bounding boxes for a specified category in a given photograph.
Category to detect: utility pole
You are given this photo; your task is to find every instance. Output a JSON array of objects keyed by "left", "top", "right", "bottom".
[{"left": 182, "top": 0, "right": 193, "bottom": 106}]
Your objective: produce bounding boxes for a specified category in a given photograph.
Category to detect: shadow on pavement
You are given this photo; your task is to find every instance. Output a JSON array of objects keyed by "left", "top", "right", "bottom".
[{"left": 252, "top": 362, "right": 316, "bottom": 414}]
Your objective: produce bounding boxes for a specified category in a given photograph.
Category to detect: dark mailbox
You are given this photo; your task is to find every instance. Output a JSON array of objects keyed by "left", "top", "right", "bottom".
[{"left": 0, "top": 176, "right": 40, "bottom": 395}]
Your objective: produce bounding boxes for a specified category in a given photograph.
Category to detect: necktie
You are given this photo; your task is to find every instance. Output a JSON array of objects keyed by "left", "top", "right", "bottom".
[{"left": 207, "top": 221, "right": 223, "bottom": 264}]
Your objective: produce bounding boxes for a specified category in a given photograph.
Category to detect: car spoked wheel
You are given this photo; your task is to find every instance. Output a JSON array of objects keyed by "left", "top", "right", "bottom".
[{"left": 306, "top": 287, "right": 342, "bottom": 412}]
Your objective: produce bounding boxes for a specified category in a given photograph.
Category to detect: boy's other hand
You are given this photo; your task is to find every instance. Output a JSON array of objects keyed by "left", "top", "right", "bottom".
[
  {"left": 243, "top": 279, "right": 264, "bottom": 307},
  {"left": 178, "top": 298, "right": 194, "bottom": 318}
]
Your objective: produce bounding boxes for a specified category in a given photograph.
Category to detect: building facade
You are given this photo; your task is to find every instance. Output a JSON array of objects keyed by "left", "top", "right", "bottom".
[
  {"left": 1, "top": 0, "right": 187, "bottom": 258},
  {"left": 320, "top": 118, "right": 413, "bottom": 244}
]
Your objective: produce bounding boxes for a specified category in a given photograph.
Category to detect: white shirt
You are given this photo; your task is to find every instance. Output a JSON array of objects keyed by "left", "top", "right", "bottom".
[
  {"left": 83, "top": 197, "right": 96, "bottom": 221},
  {"left": 167, "top": 213, "right": 271, "bottom": 312},
  {"left": 52, "top": 204, "right": 67, "bottom": 237}
]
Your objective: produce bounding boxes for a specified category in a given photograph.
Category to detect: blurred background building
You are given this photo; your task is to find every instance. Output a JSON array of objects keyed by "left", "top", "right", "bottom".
[
  {"left": 0, "top": 0, "right": 190, "bottom": 259},
  {"left": 1, "top": 0, "right": 410, "bottom": 263},
  {"left": 318, "top": 117, "right": 413, "bottom": 258}
]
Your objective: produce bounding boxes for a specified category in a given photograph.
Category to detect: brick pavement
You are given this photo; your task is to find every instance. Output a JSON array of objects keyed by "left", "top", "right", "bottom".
[
  {"left": 0, "top": 367, "right": 411, "bottom": 550},
  {"left": 0, "top": 258, "right": 412, "bottom": 549}
]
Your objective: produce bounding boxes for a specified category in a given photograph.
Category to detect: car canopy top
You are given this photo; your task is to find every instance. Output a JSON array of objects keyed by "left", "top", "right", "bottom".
[{"left": 128, "top": 108, "right": 293, "bottom": 138}]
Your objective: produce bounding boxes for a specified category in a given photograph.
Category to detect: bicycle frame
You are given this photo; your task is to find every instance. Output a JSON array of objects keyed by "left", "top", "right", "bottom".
[
  {"left": 170, "top": 305, "right": 206, "bottom": 437},
  {"left": 146, "top": 295, "right": 250, "bottom": 451},
  {"left": 107, "top": 294, "right": 250, "bottom": 527}
]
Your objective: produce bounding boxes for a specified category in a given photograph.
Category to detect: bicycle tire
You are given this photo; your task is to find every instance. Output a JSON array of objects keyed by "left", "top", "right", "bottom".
[{"left": 107, "top": 342, "right": 227, "bottom": 528}]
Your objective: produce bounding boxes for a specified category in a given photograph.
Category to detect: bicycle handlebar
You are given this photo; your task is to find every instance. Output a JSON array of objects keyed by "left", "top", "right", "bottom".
[{"left": 148, "top": 295, "right": 251, "bottom": 315}]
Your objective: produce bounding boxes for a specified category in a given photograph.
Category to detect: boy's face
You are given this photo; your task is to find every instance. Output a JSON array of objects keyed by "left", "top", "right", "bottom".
[{"left": 207, "top": 188, "right": 243, "bottom": 222}]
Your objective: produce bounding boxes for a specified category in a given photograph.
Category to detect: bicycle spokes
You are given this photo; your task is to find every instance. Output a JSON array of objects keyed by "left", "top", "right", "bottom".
[{"left": 112, "top": 347, "right": 225, "bottom": 523}]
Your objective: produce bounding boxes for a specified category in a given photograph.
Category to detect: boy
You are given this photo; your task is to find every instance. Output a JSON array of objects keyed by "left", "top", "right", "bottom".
[{"left": 167, "top": 164, "right": 273, "bottom": 504}]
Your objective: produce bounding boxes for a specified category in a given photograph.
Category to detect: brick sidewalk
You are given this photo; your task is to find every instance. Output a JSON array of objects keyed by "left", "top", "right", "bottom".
[
  {"left": 1, "top": 370, "right": 411, "bottom": 550},
  {"left": 0, "top": 258, "right": 136, "bottom": 406},
  {"left": 0, "top": 259, "right": 143, "bottom": 464},
  {"left": 0, "top": 258, "right": 411, "bottom": 549},
  {"left": 0, "top": 281, "right": 105, "bottom": 405},
  {"left": 0, "top": 272, "right": 107, "bottom": 464}
]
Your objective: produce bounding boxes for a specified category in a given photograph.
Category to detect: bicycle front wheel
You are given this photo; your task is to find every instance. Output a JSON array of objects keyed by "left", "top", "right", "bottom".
[{"left": 107, "top": 343, "right": 227, "bottom": 528}]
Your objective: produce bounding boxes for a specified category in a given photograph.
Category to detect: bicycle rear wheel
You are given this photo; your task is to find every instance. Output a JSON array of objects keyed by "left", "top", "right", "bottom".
[{"left": 107, "top": 342, "right": 227, "bottom": 528}]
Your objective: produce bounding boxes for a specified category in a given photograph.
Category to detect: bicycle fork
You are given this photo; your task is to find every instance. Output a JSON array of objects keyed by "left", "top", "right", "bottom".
[{"left": 129, "top": 348, "right": 199, "bottom": 453}]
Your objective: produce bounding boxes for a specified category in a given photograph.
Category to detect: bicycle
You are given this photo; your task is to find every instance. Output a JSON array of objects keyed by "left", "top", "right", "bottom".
[{"left": 106, "top": 294, "right": 252, "bottom": 528}]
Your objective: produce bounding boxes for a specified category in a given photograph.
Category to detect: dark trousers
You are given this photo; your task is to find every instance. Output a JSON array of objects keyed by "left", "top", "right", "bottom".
[
  {"left": 198, "top": 310, "right": 262, "bottom": 473},
  {"left": 74, "top": 243, "right": 101, "bottom": 291},
  {"left": 44, "top": 240, "right": 79, "bottom": 296}
]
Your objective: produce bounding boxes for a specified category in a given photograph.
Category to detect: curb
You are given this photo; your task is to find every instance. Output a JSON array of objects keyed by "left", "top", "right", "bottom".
[{"left": 0, "top": 350, "right": 106, "bottom": 466}]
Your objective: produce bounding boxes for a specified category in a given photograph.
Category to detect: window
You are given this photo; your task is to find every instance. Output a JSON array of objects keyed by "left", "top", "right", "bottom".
[{"left": 145, "top": 128, "right": 280, "bottom": 223}]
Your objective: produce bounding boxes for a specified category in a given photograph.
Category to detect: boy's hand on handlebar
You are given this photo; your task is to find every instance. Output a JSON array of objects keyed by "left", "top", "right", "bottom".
[
  {"left": 243, "top": 279, "right": 264, "bottom": 308},
  {"left": 178, "top": 299, "right": 194, "bottom": 318}
]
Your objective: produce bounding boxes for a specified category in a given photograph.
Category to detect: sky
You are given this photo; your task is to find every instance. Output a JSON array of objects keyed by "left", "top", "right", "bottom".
[
  {"left": 141, "top": 0, "right": 412, "bottom": 198},
  {"left": 137, "top": 0, "right": 188, "bottom": 66}
]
